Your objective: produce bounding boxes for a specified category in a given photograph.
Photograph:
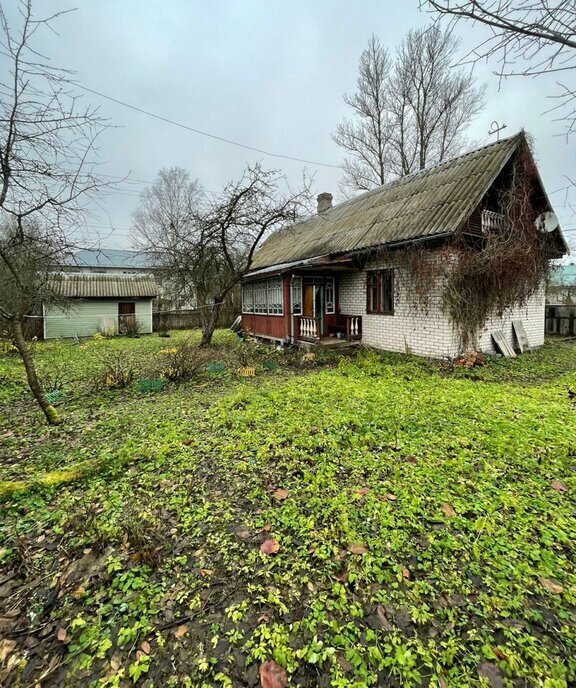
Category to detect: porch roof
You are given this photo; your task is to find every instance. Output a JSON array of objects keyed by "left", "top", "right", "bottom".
[{"left": 249, "top": 133, "right": 567, "bottom": 271}]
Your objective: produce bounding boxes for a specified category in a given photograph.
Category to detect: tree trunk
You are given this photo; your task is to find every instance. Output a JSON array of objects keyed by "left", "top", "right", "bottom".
[
  {"left": 12, "top": 318, "right": 62, "bottom": 425},
  {"left": 199, "top": 299, "right": 223, "bottom": 347}
]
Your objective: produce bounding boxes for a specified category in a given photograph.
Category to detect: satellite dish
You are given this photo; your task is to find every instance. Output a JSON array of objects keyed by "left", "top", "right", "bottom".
[{"left": 535, "top": 211, "right": 559, "bottom": 233}]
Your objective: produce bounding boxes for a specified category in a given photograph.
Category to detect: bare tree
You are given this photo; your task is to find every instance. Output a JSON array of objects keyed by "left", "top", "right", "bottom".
[
  {"left": 387, "top": 26, "right": 485, "bottom": 176},
  {"left": 0, "top": 0, "right": 108, "bottom": 424},
  {"left": 132, "top": 167, "right": 206, "bottom": 313},
  {"left": 423, "top": 1, "right": 576, "bottom": 136},
  {"left": 334, "top": 27, "right": 485, "bottom": 192},
  {"left": 333, "top": 36, "right": 392, "bottom": 191},
  {"left": 134, "top": 165, "right": 312, "bottom": 346},
  {"left": 198, "top": 165, "right": 311, "bottom": 346}
]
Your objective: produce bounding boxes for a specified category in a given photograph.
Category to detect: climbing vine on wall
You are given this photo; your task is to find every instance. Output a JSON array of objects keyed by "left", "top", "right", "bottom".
[{"left": 356, "top": 137, "right": 555, "bottom": 351}]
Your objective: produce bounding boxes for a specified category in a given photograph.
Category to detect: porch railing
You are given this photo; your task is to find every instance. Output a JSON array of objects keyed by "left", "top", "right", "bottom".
[
  {"left": 344, "top": 315, "right": 362, "bottom": 340},
  {"left": 296, "top": 316, "right": 321, "bottom": 342}
]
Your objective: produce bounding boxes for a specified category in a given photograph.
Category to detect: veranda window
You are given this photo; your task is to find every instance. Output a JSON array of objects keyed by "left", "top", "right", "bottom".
[
  {"left": 267, "top": 278, "right": 283, "bottom": 315},
  {"left": 243, "top": 278, "right": 284, "bottom": 315},
  {"left": 242, "top": 283, "right": 254, "bottom": 313},
  {"left": 253, "top": 282, "right": 267, "bottom": 314},
  {"left": 366, "top": 269, "right": 394, "bottom": 314},
  {"left": 325, "top": 278, "right": 335, "bottom": 314},
  {"left": 291, "top": 276, "right": 302, "bottom": 315}
]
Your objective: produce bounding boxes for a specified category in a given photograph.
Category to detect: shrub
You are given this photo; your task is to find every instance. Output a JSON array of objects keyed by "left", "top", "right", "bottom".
[
  {"left": 124, "top": 317, "right": 144, "bottom": 338},
  {"left": 158, "top": 340, "right": 211, "bottom": 381},
  {"left": 95, "top": 350, "right": 139, "bottom": 390}
]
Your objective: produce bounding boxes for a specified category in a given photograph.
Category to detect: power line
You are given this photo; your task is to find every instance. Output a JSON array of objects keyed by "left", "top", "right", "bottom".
[{"left": 75, "top": 83, "right": 342, "bottom": 169}]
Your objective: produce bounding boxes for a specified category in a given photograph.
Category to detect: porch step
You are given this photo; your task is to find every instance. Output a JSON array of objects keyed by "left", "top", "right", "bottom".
[{"left": 296, "top": 337, "right": 361, "bottom": 349}]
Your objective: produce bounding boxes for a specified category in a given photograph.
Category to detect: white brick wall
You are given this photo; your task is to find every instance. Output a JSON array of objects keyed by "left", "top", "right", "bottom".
[{"left": 339, "top": 257, "right": 545, "bottom": 358}]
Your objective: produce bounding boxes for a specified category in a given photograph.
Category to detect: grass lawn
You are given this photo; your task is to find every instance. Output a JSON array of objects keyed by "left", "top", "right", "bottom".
[{"left": 0, "top": 331, "right": 575, "bottom": 687}]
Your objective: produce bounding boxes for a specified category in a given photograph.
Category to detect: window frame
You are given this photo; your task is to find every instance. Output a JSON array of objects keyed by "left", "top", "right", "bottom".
[
  {"left": 325, "top": 277, "right": 335, "bottom": 314},
  {"left": 291, "top": 276, "right": 302, "bottom": 315},
  {"left": 242, "top": 277, "right": 284, "bottom": 316},
  {"left": 366, "top": 269, "right": 394, "bottom": 315}
]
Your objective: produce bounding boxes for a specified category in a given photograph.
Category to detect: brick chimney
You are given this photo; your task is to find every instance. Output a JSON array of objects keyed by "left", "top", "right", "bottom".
[{"left": 317, "top": 192, "right": 333, "bottom": 214}]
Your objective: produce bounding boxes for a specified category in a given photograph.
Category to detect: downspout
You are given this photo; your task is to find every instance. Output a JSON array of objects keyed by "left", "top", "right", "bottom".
[{"left": 289, "top": 273, "right": 294, "bottom": 343}]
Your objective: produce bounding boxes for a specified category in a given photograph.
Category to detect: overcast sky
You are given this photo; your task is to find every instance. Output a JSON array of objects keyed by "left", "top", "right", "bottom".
[{"left": 2, "top": 0, "right": 575, "bottom": 252}]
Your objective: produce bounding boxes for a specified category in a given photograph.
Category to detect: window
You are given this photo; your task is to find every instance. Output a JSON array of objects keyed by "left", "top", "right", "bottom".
[
  {"left": 242, "top": 278, "right": 284, "bottom": 315},
  {"left": 325, "top": 278, "right": 335, "bottom": 314},
  {"left": 267, "top": 278, "right": 283, "bottom": 314},
  {"left": 366, "top": 270, "right": 394, "bottom": 314},
  {"left": 242, "top": 283, "right": 254, "bottom": 313},
  {"left": 254, "top": 282, "right": 267, "bottom": 314},
  {"left": 291, "top": 276, "right": 302, "bottom": 315}
]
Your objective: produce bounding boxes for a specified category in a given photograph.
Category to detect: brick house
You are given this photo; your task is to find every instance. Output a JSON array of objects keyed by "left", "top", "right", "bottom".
[{"left": 241, "top": 133, "right": 567, "bottom": 358}]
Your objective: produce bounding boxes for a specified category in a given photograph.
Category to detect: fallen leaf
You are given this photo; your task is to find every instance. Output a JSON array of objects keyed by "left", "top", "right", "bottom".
[
  {"left": 538, "top": 577, "right": 564, "bottom": 594},
  {"left": 551, "top": 480, "right": 568, "bottom": 492},
  {"left": 71, "top": 586, "right": 85, "bottom": 598},
  {"left": 440, "top": 503, "right": 457, "bottom": 517},
  {"left": 357, "top": 487, "right": 369, "bottom": 498},
  {"left": 174, "top": 625, "right": 188, "bottom": 638},
  {"left": 477, "top": 661, "right": 503, "bottom": 687},
  {"left": 273, "top": 488, "right": 288, "bottom": 501},
  {"left": 493, "top": 646, "right": 507, "bottom": 661},
  {"left": 386, "top": 493, "right": 397, "bottom": 501},
  {"left": 236, "top": 528, "right": 251, "bottom": 539},
  {"left": 200, "top": 568, "right": 214, "bottom": 577},
  {"left": 56, "top": 627, "right": 67, "bottom": 642},
  {"left": 262, "top": 523, "right": 272, "bottom": 532},
  {"left": 306, "top": 581, "right": 315, "bottom": 592},
  {"left": 338, "top": 656, "right": 353, "bottom": 672},
  {"left": 0, "top": 639, "right": 16, "bottom": 662},
  {"left": 140, "top": 640, "right": 151, "bottom": 654},
  {"left": 260, "top": 539, "right": 280, "bottom": 555},
  {"left": 258, "top": 613, "right": 270, "bottom": 623},
  {"left": 259, "top": 659, "right": 288, "bottom": 688},
  {"left": 347, "top": 542, "right": 367, "bottom": 555},
  {"left": 401, "top": 566, "right": 411, "bottom": 580},
  {"left": 376, "top": 604, "right": 393, "bottom": 631}
]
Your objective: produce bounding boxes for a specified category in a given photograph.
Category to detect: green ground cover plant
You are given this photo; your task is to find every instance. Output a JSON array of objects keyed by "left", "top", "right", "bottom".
[{"left": 0, "top": 332, "right": 575, "bottom": 687}]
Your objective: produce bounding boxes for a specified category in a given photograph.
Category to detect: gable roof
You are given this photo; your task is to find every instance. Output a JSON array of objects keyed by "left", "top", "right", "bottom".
[
  {"left": 250, "top": 133, "right": 562, "bottom": 271},
  {"left": 61, "top": 248, "right": 156, "bottom": 270},
  {"left": 48, "top": 272, "right": 158, "bottom": 299}
]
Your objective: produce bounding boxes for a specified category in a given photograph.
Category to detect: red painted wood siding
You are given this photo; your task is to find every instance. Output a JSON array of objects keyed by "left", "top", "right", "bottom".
[{"left": 241, "top": 274, "right": 291, "bottom": 340}]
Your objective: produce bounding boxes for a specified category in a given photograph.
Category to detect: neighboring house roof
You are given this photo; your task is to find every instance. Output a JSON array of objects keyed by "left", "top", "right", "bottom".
[
  {"left": 48, "top": 273, "right": 158, "bottom": 298},
  {"left": 549, "top": 264, "right": 576, "bottom": 287},
  {"left": 251, "top": 133, "right": 565, "bottom": 271},
  {"left": 60, "top": 248, "right": 156, "bottom": 270}
]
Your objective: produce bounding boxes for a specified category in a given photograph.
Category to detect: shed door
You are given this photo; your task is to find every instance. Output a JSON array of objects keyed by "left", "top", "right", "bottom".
[{"left": 118, "top": 302, "right": 136, "bottom": 333}]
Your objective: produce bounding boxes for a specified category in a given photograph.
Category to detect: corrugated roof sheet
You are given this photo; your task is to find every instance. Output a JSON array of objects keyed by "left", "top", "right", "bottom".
[
  {"left": 251, "top": 135, "right": 523, "bottom": 270},
  {"left": 48, "top": 272, "right": 158, "bottom": 298},
  {"left": 60, "top": 248, "right": 157, "bottom": 270}
]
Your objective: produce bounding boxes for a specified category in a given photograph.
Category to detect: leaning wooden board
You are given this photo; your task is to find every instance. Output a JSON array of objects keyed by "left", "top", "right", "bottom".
[
  {"left": 512, "top": 320, "right": 531, "bottom": 353},
  {"left": 492, "top": 330, "right": 517, "bottom": 357}
]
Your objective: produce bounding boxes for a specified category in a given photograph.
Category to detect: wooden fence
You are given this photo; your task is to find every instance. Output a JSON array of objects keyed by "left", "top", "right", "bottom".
[{"left": 545, "top": 305, "right": 576, "bottom": 336}]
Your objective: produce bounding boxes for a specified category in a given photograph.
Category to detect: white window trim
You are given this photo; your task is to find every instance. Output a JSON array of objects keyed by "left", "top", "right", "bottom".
[{"left": 325, "top": 277, "right": 335, "bottom": 314}]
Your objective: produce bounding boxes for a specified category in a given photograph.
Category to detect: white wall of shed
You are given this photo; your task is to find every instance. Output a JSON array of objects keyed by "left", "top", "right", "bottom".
[{"left": 44, "top": 299, "right": 153, "bottom": 339}]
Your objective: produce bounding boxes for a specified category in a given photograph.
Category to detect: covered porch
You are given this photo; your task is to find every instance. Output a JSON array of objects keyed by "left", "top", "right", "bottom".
[
  {"left": 288, "top": 265, "right": 361, "bottom": 345},
  {"left": 241, "top": 257, "right": 363, "bottom": 346}
]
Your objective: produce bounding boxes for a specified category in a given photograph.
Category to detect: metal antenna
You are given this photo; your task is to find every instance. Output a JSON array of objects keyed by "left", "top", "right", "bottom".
[{"left": 488, "top": 121, "right": 507, "bottom": 141}]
